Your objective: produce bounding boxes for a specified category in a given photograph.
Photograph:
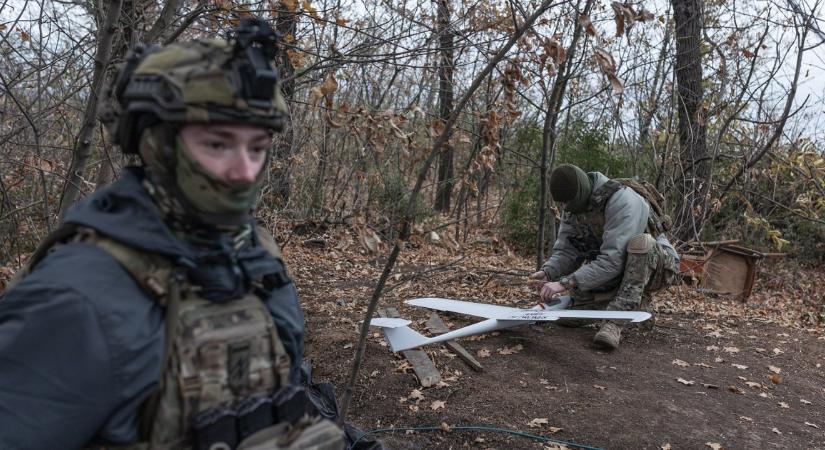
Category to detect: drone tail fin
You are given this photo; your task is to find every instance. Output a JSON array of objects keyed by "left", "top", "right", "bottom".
[{"left": 369, "top": 318, "right": 429, "bottom": 352}]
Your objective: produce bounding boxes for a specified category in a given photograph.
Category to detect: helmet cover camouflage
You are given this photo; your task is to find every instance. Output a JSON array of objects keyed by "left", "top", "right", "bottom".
[{"left": 111, "top": 17, "right": 288, "bottom": 154}]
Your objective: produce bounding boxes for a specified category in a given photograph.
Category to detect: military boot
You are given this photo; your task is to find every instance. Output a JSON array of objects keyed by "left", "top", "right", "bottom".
[{"left": 593, "top": 321, "right": 622, "bottom": 350}]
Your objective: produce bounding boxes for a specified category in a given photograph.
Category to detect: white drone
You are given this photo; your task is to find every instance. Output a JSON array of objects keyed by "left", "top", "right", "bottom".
[{"left": 370, "top": 296, "right": 651, "bottom": 352}]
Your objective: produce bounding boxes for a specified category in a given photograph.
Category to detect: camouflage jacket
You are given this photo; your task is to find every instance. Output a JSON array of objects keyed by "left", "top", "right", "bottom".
[
  {"left": 0, "top": 167, "right": 305, "bottom": 449},
  {"left": 541, "top": 172, "right": 677, "bottom": 291}
]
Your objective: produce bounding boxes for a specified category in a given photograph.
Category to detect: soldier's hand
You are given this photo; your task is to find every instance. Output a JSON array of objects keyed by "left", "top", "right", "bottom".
[
  {"left": 527, "top": 271, "right": 547, "bottom": 290},
  {"left": 539, "top": 281, "right": 566, "bottom": 302}
]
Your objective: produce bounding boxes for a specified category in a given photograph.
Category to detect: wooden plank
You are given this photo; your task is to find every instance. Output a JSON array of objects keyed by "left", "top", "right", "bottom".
[
  {"left": 378, "top": 307, "right": 441, "bottom": 387},
  {"left": 426, "top": 313, "right": 484, "bottom": 372}
]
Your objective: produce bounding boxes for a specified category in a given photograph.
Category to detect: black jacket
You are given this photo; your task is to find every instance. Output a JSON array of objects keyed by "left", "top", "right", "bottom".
[{"left": 0, "top": 167, "right": 305, "bottom": 449}]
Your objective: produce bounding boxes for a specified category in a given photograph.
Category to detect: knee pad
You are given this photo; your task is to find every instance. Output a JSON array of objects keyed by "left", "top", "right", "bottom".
[{"left": 626, "top": 233, "right": 656, "bottom": 254}]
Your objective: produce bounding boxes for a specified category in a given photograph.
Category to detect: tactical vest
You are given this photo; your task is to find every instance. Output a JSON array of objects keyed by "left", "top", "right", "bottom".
[
  {"left": 9, "top": 224, "right": 344, "bottom": 450},
  {"left": 565, "top": 178, "right": 671, "bottom": 261}
]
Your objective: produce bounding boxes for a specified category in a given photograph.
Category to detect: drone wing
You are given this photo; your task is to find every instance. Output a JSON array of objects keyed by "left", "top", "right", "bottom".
[
  {"left": 406, "top": 297, "right": 524, "bottom": 319},
  {"left": 499, "top": 309, "right": 652, "bottom": 323}
]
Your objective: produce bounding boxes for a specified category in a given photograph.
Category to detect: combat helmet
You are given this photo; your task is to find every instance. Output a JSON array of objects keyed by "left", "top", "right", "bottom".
[{"left": 110, "top": 17, "right": 288, "bottom": 154}]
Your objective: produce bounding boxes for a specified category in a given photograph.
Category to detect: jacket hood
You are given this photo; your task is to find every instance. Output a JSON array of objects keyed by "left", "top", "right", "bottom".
[{"left": 63, "top": 167, "right": 194, "bottom": 259}]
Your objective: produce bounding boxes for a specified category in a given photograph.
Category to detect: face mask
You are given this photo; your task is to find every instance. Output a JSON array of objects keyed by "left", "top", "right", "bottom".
[
  {"left": 138, "top": 126, "right": 269, "bottom": 227},
  {"left": 175, "top": 135, "right": 265, "bottom": 217}
]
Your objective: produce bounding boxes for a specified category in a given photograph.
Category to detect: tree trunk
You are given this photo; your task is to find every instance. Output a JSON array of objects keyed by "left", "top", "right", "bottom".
[
  {"left": 671, "top": 0, "right": 710, "bottom": 242},
  {"left": 271, "top": 4, "right": 299, "bottom": 206},
  {"left": 535, "top": 0, "right": 592, "bottom": 269},
  {"left": 434, "top": 0, "right": 455, "bottom": 212},
  {"left": 57, "top": 0, "right": 123, "bottom": 221}
]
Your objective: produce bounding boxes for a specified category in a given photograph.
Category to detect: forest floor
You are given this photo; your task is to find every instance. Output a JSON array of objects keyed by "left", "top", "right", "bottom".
[{"left": 284, "top": 221, "right": 825, "bottom": 450}]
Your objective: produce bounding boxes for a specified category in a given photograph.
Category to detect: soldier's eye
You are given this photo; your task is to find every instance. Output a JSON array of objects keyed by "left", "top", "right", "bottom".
[{"left": 206, "top": 141, "right": 227, "bottom": 151}]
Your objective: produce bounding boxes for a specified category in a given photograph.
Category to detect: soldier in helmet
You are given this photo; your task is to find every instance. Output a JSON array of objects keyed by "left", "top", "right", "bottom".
[
  {"left": 528, "top": 164, "right": 680, "bottom": 350},
  {"left": 0, "top": 18, "right": 343, "bottom": 449}
]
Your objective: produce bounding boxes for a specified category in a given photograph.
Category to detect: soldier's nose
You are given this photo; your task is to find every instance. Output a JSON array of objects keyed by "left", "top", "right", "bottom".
[{"left": 226, "top": 153, "right": 258, "bottom": 184}]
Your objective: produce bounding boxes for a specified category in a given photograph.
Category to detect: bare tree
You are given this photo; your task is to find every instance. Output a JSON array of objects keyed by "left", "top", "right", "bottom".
[
  {"left": 671, "top": 0, "right": 710, "bottom": 243},
  {"left": 57, "top": 0, "right": 123, "bottom": 221},
  {"left": 433, "top": 0, "right": 456, "bottom": 212}
]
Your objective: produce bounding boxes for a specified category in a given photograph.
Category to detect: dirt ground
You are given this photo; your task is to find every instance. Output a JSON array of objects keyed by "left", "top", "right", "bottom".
[{"left": 284, "top": 224, "right": 825, "bottom": 450}]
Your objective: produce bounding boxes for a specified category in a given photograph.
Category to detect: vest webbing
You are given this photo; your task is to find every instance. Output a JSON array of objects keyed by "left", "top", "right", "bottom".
[{"left": 587, "top": 178, "right": 670, "bottom": 236}]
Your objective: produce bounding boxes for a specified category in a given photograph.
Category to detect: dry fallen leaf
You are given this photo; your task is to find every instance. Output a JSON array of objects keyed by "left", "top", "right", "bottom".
[
  {"left": 738, "top": 416, "right": 753, "bottom": 422},
  {"left": 498, "top": 344, "right": 524, "bottom": 355},
  {"left": 703, "top": 383, "right": 720, "bottom": 389},
  {"left": 731, "top": 364, "right": 748, "bottom": 370},
  {"left": 728, "top": 385, "right": 745, "bottom": 395},
  {"left": 706, "top": 345, "right": 719, "bottom": 351},
  {"left": 768, "top": 374, "right": 782, "bottom": 384},
  {"left": 409, "top": 389, "right": 425, "bottom": 402},
  {"left": 548, "top": 426, "right": 563, "bottom": 434},
  {"left": 477, "top": 348, "right": 491, "bottom": 358},
  {"left": 430, "top": 400, "right": 446, "bottom": 411},
  {"left": 768, "top": 365, "right": 782, "bottom": 374},
  {"left": 744, "top": 381, "right": 762, "bottom": 388},
  {"left": 440, "top": 422, "right": 451, "bottom": 432},
  {"left": 771, "top": 427, "right": 781, "bottom": 435},
  {"left": 800, "top": 399, "right": 812, "bottom": 405},
  {"left": 594, "top": 384, "right": 608, "bottom": 390},
  {"left": 804, "top": 422, "right": 820, "bottom": 429},
  {"left": 705, "top": 443, "right": 723, "bottom": 450},
  {"left": 661, "top": 444, "right": 673, "bottom": 450},
  {"left": 677, "top": 378, "right": 695, "bottom": 386},
  {"left": 672, "top": 359, "right": 690, "bottom": 367},
  {"left": 723, "top": 346, "right": 740, "bottom": 353},
  {"left": 779, "top": 402, "right": 789, "bottom": 408},
  {"left": 528, "top": 418, "right": 550, "bottom": 428}
]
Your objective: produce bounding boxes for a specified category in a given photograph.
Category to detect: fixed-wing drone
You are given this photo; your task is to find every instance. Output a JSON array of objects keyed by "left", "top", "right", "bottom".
[{"left": 370, "top": 296, "right": 651, "bottom": 352}]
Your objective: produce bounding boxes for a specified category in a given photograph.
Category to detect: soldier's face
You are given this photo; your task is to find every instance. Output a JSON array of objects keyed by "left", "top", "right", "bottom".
[{"left": 179, "top": 123, "right": 271, "bottom": 184}]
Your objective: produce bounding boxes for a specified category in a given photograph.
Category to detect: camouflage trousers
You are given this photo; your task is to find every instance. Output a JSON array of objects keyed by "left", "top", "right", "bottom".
[{"left": 571, "top": 233, "right": 679, "bottom": 312}]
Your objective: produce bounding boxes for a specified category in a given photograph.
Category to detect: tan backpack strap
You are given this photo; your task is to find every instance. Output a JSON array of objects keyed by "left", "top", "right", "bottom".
[
  {"left": 255, "top": 224, "right": 284, "bottom": 260},
  {"left": 82, "top": 229, "right": 174, "bottom": 303}
]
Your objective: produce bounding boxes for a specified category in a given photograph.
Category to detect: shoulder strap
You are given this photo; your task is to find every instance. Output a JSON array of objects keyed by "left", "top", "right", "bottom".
[
  {"left": 82, "top": 228, "right": 174, "bottom": 301},
  {"left": 613, "top": 178, "right": 672, "bottom": 233},
  {"left": 589, "top": 179, "right": 624, "bottom": 212},
  {"left": 6, "top": 223, "right": 175, "bottom": 300},
  {"left": 255, "top": 224, "right": 284, "bottom": 260}
]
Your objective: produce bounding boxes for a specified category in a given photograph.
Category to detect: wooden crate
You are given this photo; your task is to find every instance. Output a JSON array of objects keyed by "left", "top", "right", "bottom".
[{"left": 679, "top": 243, "right": 765, "bottom": 301}]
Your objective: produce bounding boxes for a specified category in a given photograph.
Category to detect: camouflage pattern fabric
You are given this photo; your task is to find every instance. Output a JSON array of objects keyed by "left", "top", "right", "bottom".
[
  {"left": 137, "top": 125, "right": 267, "bottom": 229},
  {"left": 132, "top": 39, "right": 288, "bottom": 123},
  {"left": 112, "top": 34, "right": 288, "bottom": 154},
  {"left": 147, "top": 292, "right": 291, "bottom": 445},
  {"left": 237, "top": 417, "right": 345, "bottom": 450},
  {"left": 176, "top": 135, "right": 265, "bottom": 216},
  {"left": 606, "top": 233, "right": 679, "bottom": 313}
]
